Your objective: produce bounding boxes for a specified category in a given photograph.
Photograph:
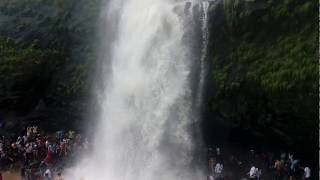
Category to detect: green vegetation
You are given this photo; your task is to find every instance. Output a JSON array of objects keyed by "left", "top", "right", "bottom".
[
  {"left": 0, "top": 0, "right": 100, "bottom": 112},
  {"left": 205, "top": 0, "right": 318, "bottom": 160},
  {"left": 0, "top": 37, "right": 64, "bottom": 111}
]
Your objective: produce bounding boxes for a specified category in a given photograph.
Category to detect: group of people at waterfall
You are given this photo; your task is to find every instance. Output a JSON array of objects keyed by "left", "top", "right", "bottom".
[
  {"left": 206, "top": 147, "right": 312, "bottom": 180},
  {"left": 0, "top": 125, "right": 313, "bottom": 180},
  {"left": 0, "top": 126, "right": 88, "bottom": 179}
]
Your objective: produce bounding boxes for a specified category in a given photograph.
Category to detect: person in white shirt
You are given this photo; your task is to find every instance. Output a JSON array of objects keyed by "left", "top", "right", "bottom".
[
  {"left": 288, "top": 153, "right": 294, "bottom": 162},
  {"left": 216, "top": 147, "right": 221, "bottom": 156},
  {"left": 23, "top": 135, "right": 28, "bottom": 144},
  {"left": 214, "top": 162, "right": 223, "bottom": 179},
  {"left": 256, "top": 168, "right": 262, "bottom": 180},
  {"left": 303, "top": 166, "right": 311, "bottom": 179},
  {"left": 44, "top": 169, "right": 52, "bottom": 180},
  {"left": 248, "top": 166, "right": 257, "bottom": 179}
]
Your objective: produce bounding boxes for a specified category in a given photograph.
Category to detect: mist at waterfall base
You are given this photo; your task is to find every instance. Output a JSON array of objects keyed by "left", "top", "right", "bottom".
[{"left": 67, "top": 0, "right": 210, "bottom": 179}]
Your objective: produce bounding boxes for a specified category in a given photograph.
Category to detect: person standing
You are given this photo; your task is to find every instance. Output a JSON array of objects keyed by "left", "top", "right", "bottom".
[
  {"left": 248, "top": 166, "right": 257, "bottom": 180},
  {"left": 216, "top": 147, "right": 222, "bottom": 162},
  {"left": 256, "top": 168, "right": 262, "bottom": 180},
  {"left": 288, "top": 152, "right": 294, "bottom": 162},
  {"left": 208, "top": 157, "right": 216, "bottom": 175},
  {"left": 214, "top": 162, "right": 223, "bottom": 179},
  {"left": 303, "top": 166, "right": 311, "bottom": 180},
  {"left": 216, "top": 147, "right": 221, "bottom": 156},
  {"left": 43, "top": 169, "right": 52, "bottom": 180}
]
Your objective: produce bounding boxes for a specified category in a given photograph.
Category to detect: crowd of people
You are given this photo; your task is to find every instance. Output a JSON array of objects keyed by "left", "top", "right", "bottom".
[
  {"left": 0, "top": 126, "right": 314, "bottom": 180},
  {"left": 206, "top": 147, "right": 312, "bottom": 180},
  {"left": 0, "top": 126, "right": 88, "bottom": 179}
]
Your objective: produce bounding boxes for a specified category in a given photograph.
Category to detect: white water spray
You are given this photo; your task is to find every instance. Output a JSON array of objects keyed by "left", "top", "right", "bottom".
[
  {"left": 68, "top": 0, "right": 211, "bottom": 179},
  {"left": 197, "top": 1, "right": 210, "bottom": 107}
]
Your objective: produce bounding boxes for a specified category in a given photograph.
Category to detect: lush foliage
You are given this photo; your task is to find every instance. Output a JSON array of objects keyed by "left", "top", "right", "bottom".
[
  {"left": 205, "top": 0, "right": 318, "bottom": 157},
  {"left": 0, "top": 0, "right": 100, "bottom": 111},
  {"left": 0, "top": 37, "right": 64, "bottom": 111}
]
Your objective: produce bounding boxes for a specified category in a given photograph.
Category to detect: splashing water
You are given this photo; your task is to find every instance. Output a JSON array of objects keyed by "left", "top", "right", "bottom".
[{"left": 67, "top": 0, "right": 211, "bottom": 180}]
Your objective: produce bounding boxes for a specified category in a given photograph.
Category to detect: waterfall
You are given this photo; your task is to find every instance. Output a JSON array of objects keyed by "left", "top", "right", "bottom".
[
  {"left": 197, "top": 1, "right": 210, "bottom": 108},
  {"left": 67, "top": 0, "right": 210, "bottom": 179}
]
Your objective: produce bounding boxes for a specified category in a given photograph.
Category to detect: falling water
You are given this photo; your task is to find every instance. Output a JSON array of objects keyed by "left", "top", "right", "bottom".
[
  {"left": 67, "top": 0, "right": 210, "bottom": 179},
  {"left": 197, "top": 1, "right": 210, "bottom": 107}
]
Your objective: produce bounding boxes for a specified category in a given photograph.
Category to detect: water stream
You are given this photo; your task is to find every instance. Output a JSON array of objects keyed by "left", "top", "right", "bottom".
[{"left": 68, "top": 1, "right": 211, "bottom": 179}]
